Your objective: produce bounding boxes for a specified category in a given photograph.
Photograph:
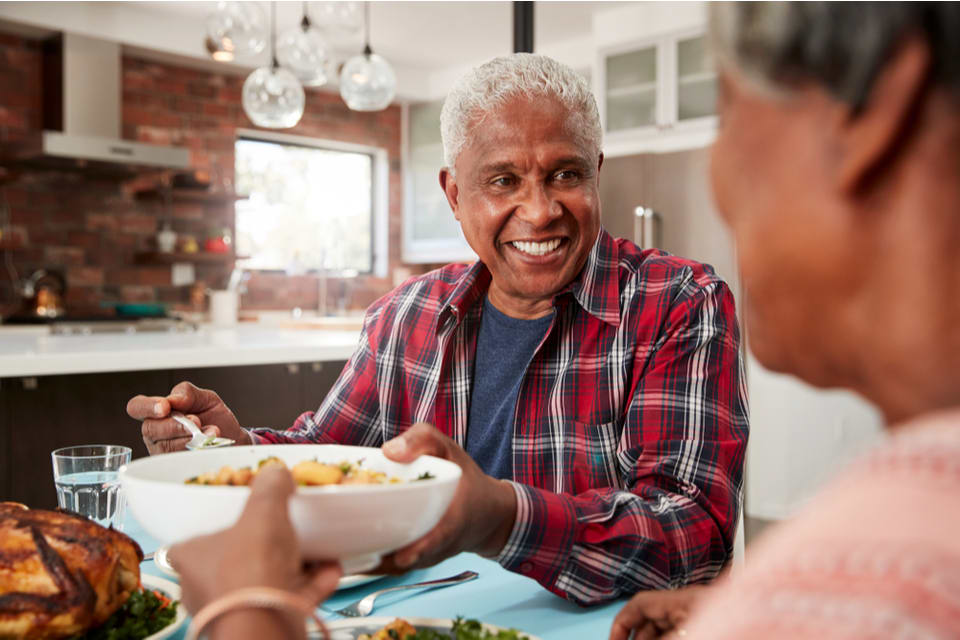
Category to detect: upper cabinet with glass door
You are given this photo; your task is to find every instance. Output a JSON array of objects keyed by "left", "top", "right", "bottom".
[{"left": 597, "top": 30, "right": 718, "bottom": 156}]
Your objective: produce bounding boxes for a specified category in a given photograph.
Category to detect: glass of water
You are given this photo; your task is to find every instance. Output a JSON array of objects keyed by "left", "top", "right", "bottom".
[{"left": 51, "top": 445, "right": 132, "bottom": 530}]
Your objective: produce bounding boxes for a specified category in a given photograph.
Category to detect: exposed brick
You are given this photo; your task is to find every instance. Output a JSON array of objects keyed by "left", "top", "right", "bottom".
[
  {"left": 119, "top": 286, "right": 155, "bottom": 303},
  {"left": 137, "top": 266, "right": 171, "bottom": 286},
  {"left": 67, "top": 266, "right": 104, "bottom": 287},
  {"left": 0, "top": 225, "right": 27, "bottom": 249},
  {"left": 203, "top": 102, "right": 229, "bottom": 118},
  {"left": 118, "top": 213, "right": 157, "bottom": 234},
  {"left": 44, "top": 246, "right": 85, "bottom": 265},
  {"left": 86, "top": 212, "right": 120, "bottom": 232}
]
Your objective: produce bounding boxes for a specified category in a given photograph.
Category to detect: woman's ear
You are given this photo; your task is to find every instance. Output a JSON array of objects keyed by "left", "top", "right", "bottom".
[{"left": 835, "top": 34, "right": 932, "bottom": 195}]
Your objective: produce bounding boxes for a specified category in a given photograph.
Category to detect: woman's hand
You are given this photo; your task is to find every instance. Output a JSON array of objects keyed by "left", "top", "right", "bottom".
[{"left": 169, "top": 466, "right": 341, "bottom": 639}]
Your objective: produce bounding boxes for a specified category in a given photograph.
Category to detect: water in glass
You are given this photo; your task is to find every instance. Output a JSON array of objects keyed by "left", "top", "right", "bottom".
[{"left": 51, "top": 445, "right": 131, "bottom": 530}]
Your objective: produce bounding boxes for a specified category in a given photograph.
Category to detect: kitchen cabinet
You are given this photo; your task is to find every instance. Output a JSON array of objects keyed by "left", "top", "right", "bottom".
[
  {"left": 402, "top": 100, "right": 476, "bottom": 264},
  {"left": 1, "top": 360, "right": 347, "bottom": 509},
  {"left": 597, "top": 30, "right": 718, "bottom": 157},
  {"left": 4, "top": 370, "right": 167, "bottom": 510}
]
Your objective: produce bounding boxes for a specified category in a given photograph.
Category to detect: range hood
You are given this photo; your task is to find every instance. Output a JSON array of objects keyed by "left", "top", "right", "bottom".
[{"left": 6, "top": 32, "right": 189, "bottom": 173}]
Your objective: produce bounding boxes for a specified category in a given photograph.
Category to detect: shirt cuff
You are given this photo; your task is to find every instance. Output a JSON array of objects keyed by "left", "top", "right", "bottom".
[
  {"left": 495, "top": 481, "right": 577, "bottom": 586},
  {"left": 245, "top": 428, "right": 264, "bottom": 444}
]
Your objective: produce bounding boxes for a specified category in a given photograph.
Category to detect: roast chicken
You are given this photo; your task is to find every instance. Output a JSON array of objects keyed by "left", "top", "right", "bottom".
[{"left": 0, "top": 502, "right": 142, "bottom": 639}]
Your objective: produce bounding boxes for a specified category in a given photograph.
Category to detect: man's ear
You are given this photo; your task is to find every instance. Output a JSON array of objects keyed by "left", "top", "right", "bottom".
[
  {"left": 439, "top": 168, "right": 461, "bottom": 221},
  {"left": 836, "top": 34, "right": 931, "bottom": 194},
  {"left": 597, "top": 152, "right": 604, "bottom": 172}
]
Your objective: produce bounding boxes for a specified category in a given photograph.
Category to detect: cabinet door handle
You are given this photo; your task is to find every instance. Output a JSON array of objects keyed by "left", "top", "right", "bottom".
[
  {"left": 286, "top": 363, "right": 300, "bottom": 375},
  {"left": 22, "top": 377, "right": 38, "bottom": 390},
  {"left": 311, "top": 362, "right": 323, "bottom": 373}
]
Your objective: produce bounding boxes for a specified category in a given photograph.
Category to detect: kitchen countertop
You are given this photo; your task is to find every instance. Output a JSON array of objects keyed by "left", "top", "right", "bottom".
[{"left": 0, "top": 324, "right": 362, "bottom": 377}]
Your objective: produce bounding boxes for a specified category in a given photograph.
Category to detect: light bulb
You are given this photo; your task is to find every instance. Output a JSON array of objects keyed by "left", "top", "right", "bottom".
[
  {"left": 206, "top": 1, "right": 267, "bottom": 57},
  {"left": 276, "top": 23, "right": 329, "bottom": 87},
  {"left": 339, "top": 52, "right": 396, "bottom": 112},
  {"left": 242, "top": 66, "right": 305, "bottom": 129}
]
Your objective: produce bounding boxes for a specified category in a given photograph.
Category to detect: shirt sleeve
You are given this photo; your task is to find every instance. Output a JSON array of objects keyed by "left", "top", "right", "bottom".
[
  {"left": 248, "top": 314, "right": 384, "bottom": 446},
  {"left": 496, "top": 277, "right": 749, "bottom": 605}
]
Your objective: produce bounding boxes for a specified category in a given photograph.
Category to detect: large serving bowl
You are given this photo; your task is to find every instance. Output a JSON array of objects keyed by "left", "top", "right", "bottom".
[{"left": 119, "top": 444, "right": 461, "bottom": 573}]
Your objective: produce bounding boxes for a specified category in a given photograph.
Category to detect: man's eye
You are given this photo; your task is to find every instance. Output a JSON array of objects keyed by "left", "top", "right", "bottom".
[
  {"left": 554, "top": 170, "right": 579, "bottom": 182},
  {"left": 491, "top": 176, "right": 515, "bottom": 187}
]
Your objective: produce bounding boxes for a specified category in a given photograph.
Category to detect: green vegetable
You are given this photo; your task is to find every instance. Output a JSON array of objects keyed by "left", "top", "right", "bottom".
[
  {"left": 415, "top": 471, "right": 436, "bottom": 481},
  {"left": 408, "top": 617, "right": 526, "bottom": 640},
  {"left": 339, "top": 461, "right": 353, "bottom": 474},
  {"left": 71, "top": 588, "right": 178, "bottom": 640}
]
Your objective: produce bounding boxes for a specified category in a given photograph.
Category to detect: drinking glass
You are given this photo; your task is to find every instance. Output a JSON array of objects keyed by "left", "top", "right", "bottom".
[{"left": 51, "top": 445, "right": 132, "bottom": 530}]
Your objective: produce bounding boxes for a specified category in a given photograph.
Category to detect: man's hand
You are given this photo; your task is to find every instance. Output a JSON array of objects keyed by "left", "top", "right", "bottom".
[
  {"left": 169, "top": 466, "right": 341, "bottom": 637},
  {"left": 608, "top": 585, "right": 711, "bottom": 640},
  {"left": 126, "top": 381, "right": 251, "bottom": 455},
  {"left": 375, "top": 422, "right": 517, "bottom": 572}
]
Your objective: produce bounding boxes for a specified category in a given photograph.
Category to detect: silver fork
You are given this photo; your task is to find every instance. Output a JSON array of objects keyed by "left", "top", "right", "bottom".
[{"left": 333, "top": 570, "right": 478, "bottom": 617}]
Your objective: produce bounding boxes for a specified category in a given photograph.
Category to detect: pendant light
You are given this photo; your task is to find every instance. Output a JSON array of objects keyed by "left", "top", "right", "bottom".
[
  {"left": 339, "top": 2, "right": 396, "bottom": 112},
  {"left": 277, "top": 2, "right": 330, "bottom": 87},
  {"left": 242, "top": 2, "right": 306, "bottom": 129},
  {"left": 206, "top": 1, "right": 267, "bottom": 58}
]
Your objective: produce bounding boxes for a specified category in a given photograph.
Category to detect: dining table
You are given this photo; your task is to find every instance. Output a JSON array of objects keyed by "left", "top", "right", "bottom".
[{"left": 126, "top": 513, "right": 627, "bottom": 639}]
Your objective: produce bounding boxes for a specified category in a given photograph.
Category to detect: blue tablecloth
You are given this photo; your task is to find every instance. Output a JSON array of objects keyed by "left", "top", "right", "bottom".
[{"left": 128, "top": 515, "right": 624, "bottom": 639}]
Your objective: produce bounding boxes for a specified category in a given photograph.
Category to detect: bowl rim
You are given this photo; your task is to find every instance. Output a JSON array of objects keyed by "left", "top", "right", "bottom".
[{"left": 119, "top": 444, "right": 462, "bottom": 496}]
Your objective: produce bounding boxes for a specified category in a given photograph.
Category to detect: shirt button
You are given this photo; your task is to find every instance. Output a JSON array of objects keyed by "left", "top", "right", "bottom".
[{"left": 520, "top": 562, "right": 534, "bottom": 574}]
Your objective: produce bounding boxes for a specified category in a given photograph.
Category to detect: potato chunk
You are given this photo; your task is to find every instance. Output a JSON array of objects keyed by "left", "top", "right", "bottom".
[{"left": 291, "top": 461, "right": 344, "bottom": 486}]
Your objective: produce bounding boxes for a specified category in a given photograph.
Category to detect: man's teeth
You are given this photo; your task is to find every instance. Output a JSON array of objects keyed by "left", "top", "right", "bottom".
[{"left": 511, "top": 239, "right": 562, "bottom": 256}]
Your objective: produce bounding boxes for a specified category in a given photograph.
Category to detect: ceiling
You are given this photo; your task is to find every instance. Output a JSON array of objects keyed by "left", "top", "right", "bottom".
[{"left": 131, "top": 1, "right": 631, "bottom": 71}]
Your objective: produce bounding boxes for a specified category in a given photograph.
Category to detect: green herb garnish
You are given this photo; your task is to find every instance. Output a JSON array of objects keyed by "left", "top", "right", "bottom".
[
  {"left": 415, "top": 471, "right": 436, "bottom": 481},
  {"left": 73, "top": 588, "right": 178, "bottom": 640},
  {"left": 407, "top": 617, "right": 526, "bottom": 639}
]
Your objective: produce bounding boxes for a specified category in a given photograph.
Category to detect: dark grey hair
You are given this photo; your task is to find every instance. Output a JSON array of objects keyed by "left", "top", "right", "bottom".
[{"left": 709, "top": 2, "right": 960, "bottom": 109}]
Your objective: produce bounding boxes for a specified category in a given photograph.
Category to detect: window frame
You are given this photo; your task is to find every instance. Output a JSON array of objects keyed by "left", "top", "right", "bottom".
[{"left": 234, "top": 128, "right": 390, "bottom": 278}]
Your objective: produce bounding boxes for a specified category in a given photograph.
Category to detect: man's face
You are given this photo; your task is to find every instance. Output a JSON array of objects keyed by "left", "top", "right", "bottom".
[
  {"left": 710, "top": 70, "right": 875, "bottom": 384},
  {"left": 441, "top": 96, "right": 602, "bottom": 318}
]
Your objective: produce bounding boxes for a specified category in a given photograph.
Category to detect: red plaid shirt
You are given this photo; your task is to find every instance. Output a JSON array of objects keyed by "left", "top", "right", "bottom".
[{"left": 251, "top": 230, "right": 749, "bottom": 605}]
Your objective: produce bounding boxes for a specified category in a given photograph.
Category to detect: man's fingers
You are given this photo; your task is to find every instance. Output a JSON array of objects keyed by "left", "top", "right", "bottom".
[
  {"left": 127, "top": 395, "right": 172, "bottom": 420},
  {"left": 382, "top": 422, "right": 450, "bottom": 463}
]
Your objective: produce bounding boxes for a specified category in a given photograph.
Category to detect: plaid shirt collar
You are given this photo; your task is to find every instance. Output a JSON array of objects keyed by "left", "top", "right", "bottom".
[{"left": 438, "top": 229, "right": 622, "bottom": 330}]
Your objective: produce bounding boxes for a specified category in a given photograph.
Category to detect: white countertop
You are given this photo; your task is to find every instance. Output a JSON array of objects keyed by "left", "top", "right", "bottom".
[{"left": 0, "top": 324, "right": 361, "bottom": 377}]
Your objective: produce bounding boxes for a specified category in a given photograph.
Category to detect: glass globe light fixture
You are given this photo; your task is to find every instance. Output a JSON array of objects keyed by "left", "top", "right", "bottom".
[
  {"left": 243, "top": 64, "right": 305, "bottom": 128},
  {"left": 206, "top": 1, "right": 267, "bottom": 58},
  {"left": 340, "top": 47, "right": 396, "bottom": 111},
  {"left": 276, "top": 13, "right": 329, "bottom": 87},
  {"left": 241, "top": 2, "right": 305, "bottom": 129},
  {"left": 339, "top": 3, "right": 396, "bottom": 112}
]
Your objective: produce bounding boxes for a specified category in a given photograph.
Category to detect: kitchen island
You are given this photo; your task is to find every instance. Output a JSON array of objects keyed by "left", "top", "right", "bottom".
[{"left": 0, "top": 323, "right": 360, "bottom": 508}]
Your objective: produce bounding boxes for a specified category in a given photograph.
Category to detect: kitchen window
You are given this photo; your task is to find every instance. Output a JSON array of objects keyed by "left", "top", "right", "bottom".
[{"left": 234, "top": 130, "right": 388, "bottom": 277}]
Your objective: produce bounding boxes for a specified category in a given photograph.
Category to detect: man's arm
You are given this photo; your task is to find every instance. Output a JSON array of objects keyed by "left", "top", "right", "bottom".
[
  {"left": 249, "top": 316, "right": 383, "bottom": 446},
  {"left": 498, "top": 278, "right": 748, "bottom": 605}
]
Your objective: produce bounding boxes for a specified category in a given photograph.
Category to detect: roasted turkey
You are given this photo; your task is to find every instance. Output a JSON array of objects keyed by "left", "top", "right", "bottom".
[{"left": 0, "top": 502, "right": 142, "bottom": 639}]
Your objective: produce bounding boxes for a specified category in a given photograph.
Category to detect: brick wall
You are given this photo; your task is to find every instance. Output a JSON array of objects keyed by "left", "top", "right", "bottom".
[{"left": 0, "top": 33, "right": 437, "bottom": 319}]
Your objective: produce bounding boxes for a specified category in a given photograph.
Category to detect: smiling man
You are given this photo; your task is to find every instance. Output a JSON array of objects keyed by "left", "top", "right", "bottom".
[{"left": 130, "top": 54, "right": 748, "bottom": 605}]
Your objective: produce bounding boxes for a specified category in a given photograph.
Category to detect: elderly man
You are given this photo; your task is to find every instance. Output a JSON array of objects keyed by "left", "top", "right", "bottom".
[
  {"left": 129, "top": 54, "right": 748, "bottom": 605},
  {"left": 611, "top": 2, "right": 960, "bottom": 638}
]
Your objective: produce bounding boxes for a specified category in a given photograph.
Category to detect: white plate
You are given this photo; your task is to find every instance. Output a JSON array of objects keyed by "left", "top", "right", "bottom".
[
  {"left": 141, "top": 574, "right": 187, "bottom": 640},
  {"left": 154, "top": 545, "right": 384, "bottom": 591},
  {"left": 317, "top": 616, "right": 540, "bottom": 639}
]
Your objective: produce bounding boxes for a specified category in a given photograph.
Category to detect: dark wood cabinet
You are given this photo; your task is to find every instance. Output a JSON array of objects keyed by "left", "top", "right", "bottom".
[
  {"left": 1, "top": 360, "right": 347, "bottom": 509},
  {"left": 4, "top": 370, "right": 167, "bottom": 509}
]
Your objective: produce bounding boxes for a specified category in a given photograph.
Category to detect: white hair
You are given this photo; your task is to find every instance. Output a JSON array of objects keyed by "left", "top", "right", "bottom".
[{"left": 439, "top": 53, "right": 602, "bottom": 170}]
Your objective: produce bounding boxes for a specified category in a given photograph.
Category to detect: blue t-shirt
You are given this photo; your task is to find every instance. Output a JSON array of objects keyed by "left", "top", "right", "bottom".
[{"left": 465, "top": 297, "right": 554, "bottom": 479}]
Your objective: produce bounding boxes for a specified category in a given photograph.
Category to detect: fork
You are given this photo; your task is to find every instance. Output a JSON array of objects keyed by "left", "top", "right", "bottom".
[{"left": 332, "top": 570, "right": 478, "bottom": 617}]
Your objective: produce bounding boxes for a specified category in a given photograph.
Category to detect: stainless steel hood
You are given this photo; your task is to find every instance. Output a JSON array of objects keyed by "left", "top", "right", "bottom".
[{"left": 5, "top": 32, "right": 189, "bottom": 173}]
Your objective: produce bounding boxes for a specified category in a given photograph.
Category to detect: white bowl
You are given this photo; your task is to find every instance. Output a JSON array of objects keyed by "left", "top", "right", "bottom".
[{"left": 120, "top": 444, "right": 461, "bottom": 574}]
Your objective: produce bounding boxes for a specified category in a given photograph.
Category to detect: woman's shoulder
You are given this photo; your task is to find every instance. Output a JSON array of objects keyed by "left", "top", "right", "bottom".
[{"left": 684, "top": 408, "right": 960, "bottom": 639}]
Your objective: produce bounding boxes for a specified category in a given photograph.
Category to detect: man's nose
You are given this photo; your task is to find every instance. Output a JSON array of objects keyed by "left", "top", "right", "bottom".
[{"left": 515, "top": 184, "right": 562, "bottom": 227}]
